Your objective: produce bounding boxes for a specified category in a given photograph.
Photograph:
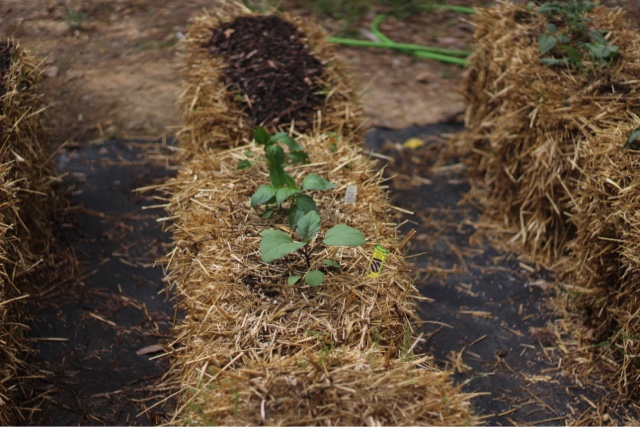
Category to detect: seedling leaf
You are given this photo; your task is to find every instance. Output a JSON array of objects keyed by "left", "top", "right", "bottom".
[
  {"left": 254, "top": 126, "right": 271, "bottom": 145},
  {"left": 538, "top": 33, "right": 557, "bottom": 54},
  {"left": 260, "top": 230, "right": 305, "bottom": 263},
  {"left": 237, "top": 159, "right": 252, "bottom": 170},
  {"left": 276, "top": 187, "right": 298, "bottom": 207},
  {"left": 269, "top": 163, "right": 297, "bottom": 189},
  {"left": 251, "top": 185, "right": 276, "bottom": 207},
  {"left": 288, "top": 194, "right": 318, "bottom": 228},
  {"left": 323, "top": 224, "right": 365, "bottom": 246},
  {"left": 323, "top": 259, "right": 341, "bottom": 268},
  {"left": 625, "top": 127, "right": 640, "bottom": 148},
  {"left": 287, "top": 150, "right": 309, "bottom": 164},
  {"left": 305, "top": 270, "right": 325, "bottom": 287},
  {"left": 287, "top": 275, "right": 302, "bottom": 285},
  {"left": 302, "top": 173, "right": 335, "bottom": 191},
  {"left": 296, "top": 210, "right": 321, "bottom": 242},
  {"left": 272, "top": 132, "right": 304, "bottom": 151},
  {"left": 266, "top": 144, "right": 285, "bottom": 166}
]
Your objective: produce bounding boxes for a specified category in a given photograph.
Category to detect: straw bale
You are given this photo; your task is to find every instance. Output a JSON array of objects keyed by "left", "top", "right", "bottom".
[
  {"left": 179, "top": 347, "right": 476, "bottom": 426},
  {"left": 177, "top": 4, "right": 365, "bottom": 157},
  {"left": 453, "top": 1, "right": 637, "bottom": 263},
  {"left": 455, "top": 1, "right": 640, "bottom": 396},
  {"left": 0, "top": 39, "right": 56, "bottom": 424},
  {"left": 157, "top": 131, "right": 476, "bottom": 424}
]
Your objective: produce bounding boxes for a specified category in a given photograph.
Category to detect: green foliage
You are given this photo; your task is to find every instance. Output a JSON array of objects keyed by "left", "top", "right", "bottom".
[
  {"left": 312, "top": 0, "right": 436, "bottom": 36},
  {"left": 248, "top": 126, "right": 364, "bottom": 287},
  {"left": 624, "top": 127, "right": 640, "bottom": 150},
  {"left": 531, "top": 0, "right": 618, "bottom": 69},
  {"left": 259, "top": 210, "right": 365, "bottom": 287},
  {"left": 247, "top": 128, "right": 334, "bottom": 228},
  {"left": 64, "top": 9, "right": 90, "bottom": 31}
]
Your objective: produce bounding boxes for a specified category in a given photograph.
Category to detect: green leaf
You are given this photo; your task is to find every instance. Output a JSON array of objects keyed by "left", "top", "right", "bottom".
[
  {"left": 271, "top": 132, "right": 304, "bottom": 151},
  {"left": 538, "top": 33, "right": 557, "bottom": 54},
  {"left": 296, "top": 210, "right": 321, "bottom": 242},
  {"left": 262, "top": 208, "right": 275, "bottom": 219},
  {"left": 287, "top": 150, "right": 309, "bottom": 164},
  {"left": 540, "top": 57, "right": 570, "bottom": 66},
  {"left": 251, "top": 185, "right": 276, "bottom": 207},
  {"left": 304, "top": 270, "right": 325, "bottom": 287},
  {"left": 323, "top": 224, "right": 365, "bottom": 247},
  {"left": 266, "top": 144, "right": 286, "bottom": 166},
  {"left": 254, "top": 127, "right": 271, "bottom": 146},
  {"left": 244, "top": 150, "right": 255, "bottom": 157},
  {"left": 287, "top": 275, "right": 302, "bottom": 285},
  {"left": 288, "top": 194, "right": 318, "bottom": 228},
  {"left": 260, "top": 229, "right": 305, "bottom": 263},
  {"left": 302, "top": 173, "right": 335, "bottom": 191},
  {"left": 626, "top": 127, "right": 640, "bottom": 148},
  {"left": 546, "top": 23, "right": 557, "bottom": 34},
  {"left": 588, "top": 29, "right": 607, "bottom": 44},
  {"left": 269, "top": 163, "right": 297, "bottom": 189},
  {"left": 586, "top": 42, "right": 618, "bottom": 59},
  {"left": 559, "top": 45, "right": 583, "bottom": 64},
  {"left": 276, "top": 187, "right": 298, "bottom": 207},
  {"left": 323, "top": 259, "right": 341, "bottom": 268},
  {"left": 237, "top": 159, "right": 252, "bottom": 170}
]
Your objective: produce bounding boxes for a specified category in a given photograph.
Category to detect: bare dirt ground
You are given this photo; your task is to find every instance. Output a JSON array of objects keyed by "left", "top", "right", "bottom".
[{"left": 0, "top": 0, "right": 475, "bottom": 146}]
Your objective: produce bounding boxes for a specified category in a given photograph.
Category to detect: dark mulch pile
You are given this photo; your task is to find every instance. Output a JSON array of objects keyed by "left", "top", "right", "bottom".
[{"left": 207, "top": 15, "right": 325, "bottom": 128}]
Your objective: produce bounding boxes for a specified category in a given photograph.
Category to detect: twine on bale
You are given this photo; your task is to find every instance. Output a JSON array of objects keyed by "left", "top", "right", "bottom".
[
  {"left": 454, "top": 0, "right": 640, "bottom": 400},
  {"left": 0, "top": 39, "right": 56, "bottom": 424},
  {"left": 176, "top": 3, "right": 365, "bottom": 158}
]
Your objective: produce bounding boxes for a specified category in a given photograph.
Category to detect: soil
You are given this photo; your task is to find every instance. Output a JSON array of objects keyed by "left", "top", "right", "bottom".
[
  {"left": 209, "top": 15, "right": 324, "bottom": 128},
  {"left": 2, "top": 0, "right": 640, "bottom": 425}
]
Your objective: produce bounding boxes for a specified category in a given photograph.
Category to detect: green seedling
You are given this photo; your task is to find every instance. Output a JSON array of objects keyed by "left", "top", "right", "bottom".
[
  {"left": 531, "top": 0, "right": 618, "bottom": 69},
  {"left": 260, "top": 210, "right": 365, "bottom": 287},
  {"left": 247, "top": 128, "right": 334, "bottom": 227},
  {"left": 237, "top": 126, "right": 309, "bottom": 170}
]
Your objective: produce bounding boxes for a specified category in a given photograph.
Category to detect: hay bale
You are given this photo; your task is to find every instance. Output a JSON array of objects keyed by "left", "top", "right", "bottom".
[
  {"left": 454, "top": 1, "right": 637, "bottom": 263},
  {"left": 0, "top": 39, "right": 56, "bottom": 424},
  {"left": 177, "top": 4, "right": 365, "bottom": 157},
  {"left": 455, "top": 1, "right": 640, "bottom": 396},
  {"left": 177, "top": 348, "right": 475, "bottom": 426},
  {"left": 157, "top": 133, "right": 477, "bottom": 424}
]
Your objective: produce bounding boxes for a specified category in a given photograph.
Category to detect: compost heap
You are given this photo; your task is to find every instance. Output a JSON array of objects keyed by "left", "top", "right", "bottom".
[
  {"left": 156, "top": 4, "right": 477, "bottom": 425},
  {"left": 455, "top": 0, "right": 640, "bottom": 398},
  {"left": 176, "top": 5, "right": 364, "bottom": 157},
  {"left": 0, "top": 39, "right": 55, "bottom": 424}
]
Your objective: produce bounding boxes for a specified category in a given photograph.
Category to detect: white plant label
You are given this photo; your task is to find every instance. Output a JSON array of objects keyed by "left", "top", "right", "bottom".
[{"left": 345, "top": 185, "right": 357, "bottom": 204}]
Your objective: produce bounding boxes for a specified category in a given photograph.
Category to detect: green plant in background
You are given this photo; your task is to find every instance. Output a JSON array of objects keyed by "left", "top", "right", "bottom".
[
  {"left": 260, "top": 210, "right": 365, "bottom": 286},
  {"left": 64, "top": 8, "right": 90, "bottom": 31},
  {"left": 531, "top": 0, "right": 618, "bottom": 68}
]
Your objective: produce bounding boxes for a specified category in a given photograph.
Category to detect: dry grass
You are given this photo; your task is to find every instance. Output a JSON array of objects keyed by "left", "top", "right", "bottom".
[
  {"left": 0, "top": 39, "right": 56, "bottom": 424},
  {"left": 176, "top": 2, "right": 366, "bottom": 158},
  {"left": 454, "top": 0, "right": 640, "bottom": 403}
]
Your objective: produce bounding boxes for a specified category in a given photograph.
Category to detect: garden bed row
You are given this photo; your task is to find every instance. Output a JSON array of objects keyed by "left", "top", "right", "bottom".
[
  {"left": 455, "top": 1, "right": 640, "bottom": 401},
  {"left": 157, "top": 4, "right": 477, "bottom": 425}
]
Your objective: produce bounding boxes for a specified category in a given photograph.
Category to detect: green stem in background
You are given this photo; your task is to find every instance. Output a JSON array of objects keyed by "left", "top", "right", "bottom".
[{"left": 326, "top": 36, "right": 470, "bottom": 65}]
